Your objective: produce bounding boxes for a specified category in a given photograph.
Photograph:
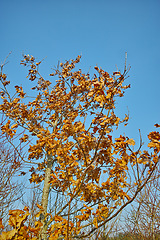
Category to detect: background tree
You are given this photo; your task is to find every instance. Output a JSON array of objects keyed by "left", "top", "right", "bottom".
[
  {"left": 0, "top": 129, "right": 23, "bottom": 233},
  {"left": 0, "top": 54, "right": 159, "bottom": 240},
  {"left": 124, "top": 164, "right": 160, "bottom": 240}
]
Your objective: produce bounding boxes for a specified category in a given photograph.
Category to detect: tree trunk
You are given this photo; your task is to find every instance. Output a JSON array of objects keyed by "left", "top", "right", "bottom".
[{"left": 39, "top": 154, "right": 54, "bottom": 240}]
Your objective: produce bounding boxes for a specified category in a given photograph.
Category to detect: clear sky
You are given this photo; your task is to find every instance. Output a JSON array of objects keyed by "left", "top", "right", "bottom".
[{"left": 1, "top": 0, "right": 160, "bottom": 147}]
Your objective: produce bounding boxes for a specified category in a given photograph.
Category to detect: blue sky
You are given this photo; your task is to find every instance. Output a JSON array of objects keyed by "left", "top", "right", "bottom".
[{"left": 1, "top": 0, "right": 160, "bottom": 146}]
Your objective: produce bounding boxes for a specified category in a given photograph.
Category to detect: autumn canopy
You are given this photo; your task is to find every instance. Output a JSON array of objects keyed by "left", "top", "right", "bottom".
[{"left": 0, "top": 54, "right": 159, "bottom": 240}]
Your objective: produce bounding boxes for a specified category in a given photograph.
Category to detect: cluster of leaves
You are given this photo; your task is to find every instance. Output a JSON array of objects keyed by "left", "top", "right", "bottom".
[
  {"left": 0, "top": 207, "right": 43, "bottom": 240},
  {"left": 0, "top": 54, "right": 159, "bottom": 239}
]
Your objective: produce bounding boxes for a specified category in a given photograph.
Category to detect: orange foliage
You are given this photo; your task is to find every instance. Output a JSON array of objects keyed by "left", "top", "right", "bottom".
[{"left": 0, "top": 55, "right": 159, "bottom": 239}]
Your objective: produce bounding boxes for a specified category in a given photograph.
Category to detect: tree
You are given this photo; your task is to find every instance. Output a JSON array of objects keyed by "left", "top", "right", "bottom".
[
  {"left": 0, "top": 54, "right": 159, "bottom": 240},
  {"left": 124, "top": 164, "right": 160, "bottom": 240},
  {"left": 0, "top": 129, "right": 23, "bottom": 233}
]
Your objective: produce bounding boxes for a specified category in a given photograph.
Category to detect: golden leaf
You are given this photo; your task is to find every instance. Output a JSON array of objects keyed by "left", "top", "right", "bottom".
[
  {"left": 127, "top": 139, "right": 135, "bottom": 146},
  {"left": 36, "top": 204, "right": 43, "bottom": 210},
  {"left": 93, "top": 218, "right": 98, "bottom": 228},
  {"left": 54, "top": 215, "right": 63, "bottom": 222}
]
